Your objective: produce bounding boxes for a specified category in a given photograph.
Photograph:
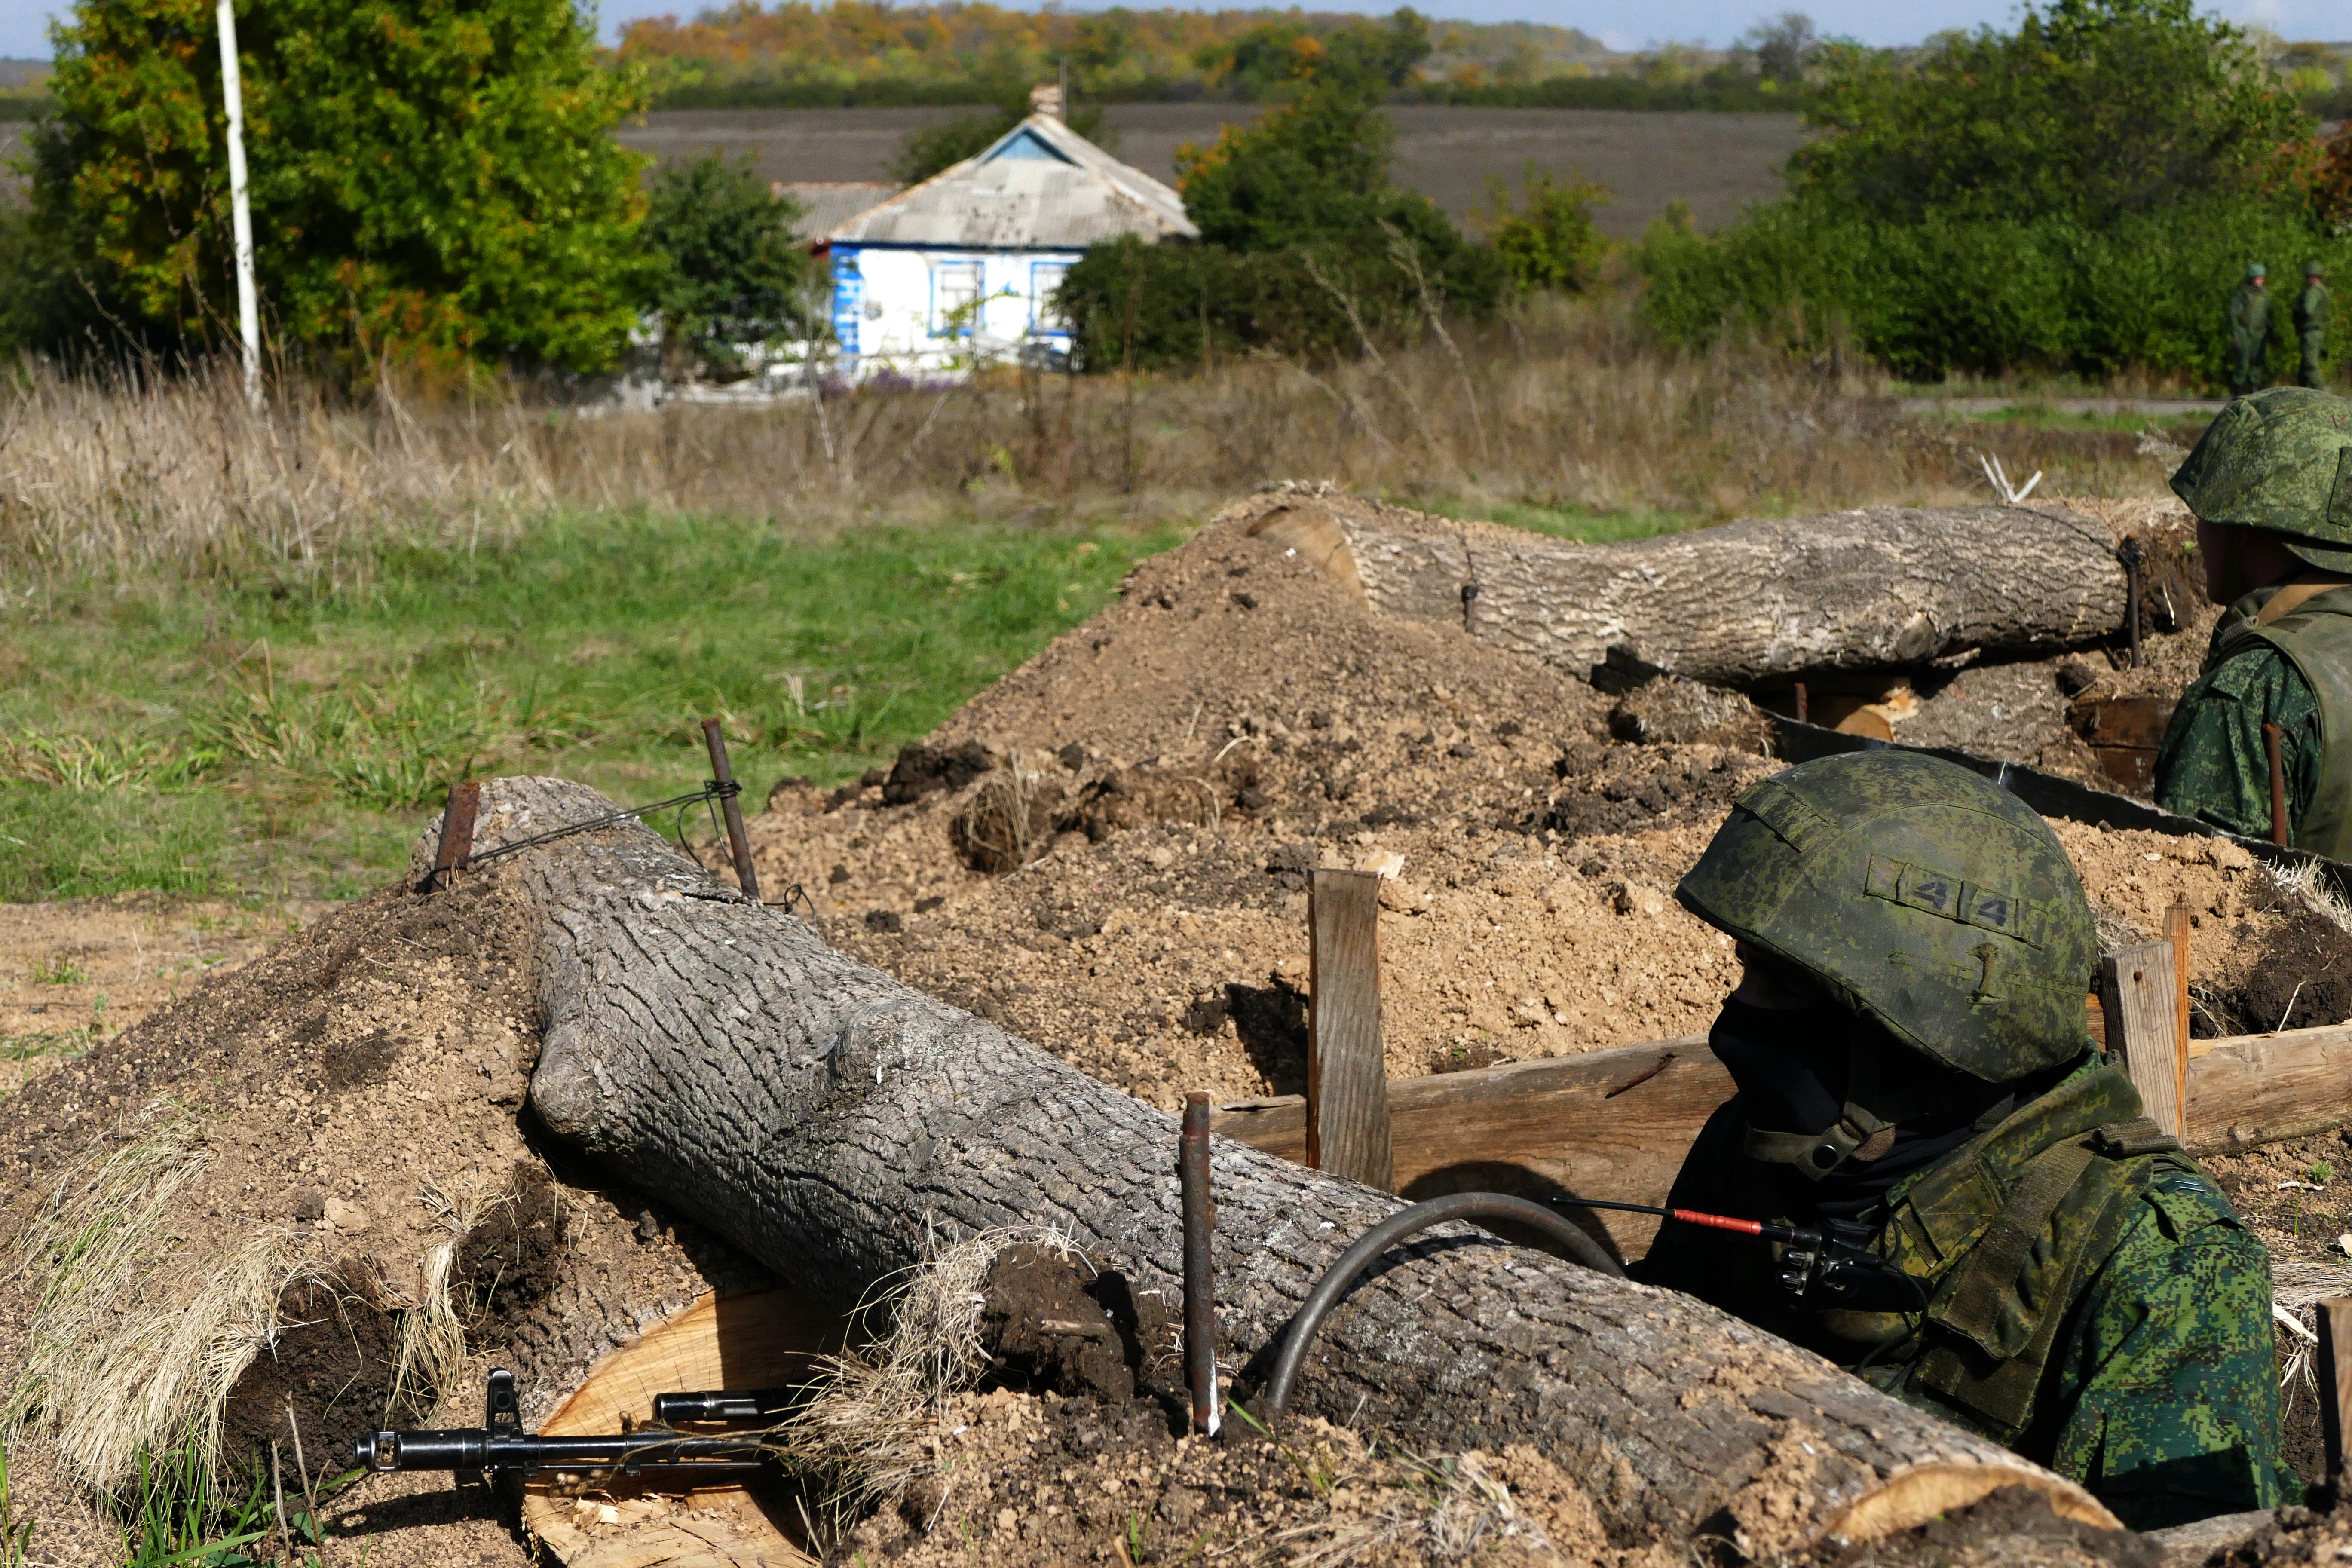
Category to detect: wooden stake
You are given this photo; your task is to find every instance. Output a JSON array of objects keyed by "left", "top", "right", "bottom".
[
  {"left": 2165, "top": 904, "right": 2193, "bottom": 1126},
  {"left": 2099, "top": 942, "right": 2184, "bottom": 1139},
  {"left": 1307, "top": 868, "right": 1393, "bottom": 1191},
  {"left": 2319, "top": 1296, "right": 2352, "bottom": 1488}
]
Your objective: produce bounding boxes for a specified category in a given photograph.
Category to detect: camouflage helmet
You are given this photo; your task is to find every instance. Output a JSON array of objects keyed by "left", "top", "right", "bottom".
[
  {"left": 2170, "top": 387, "right": 2352, "bottom": 572},
  {"left": 1677, "top": 750, "right": 2098, "bottom": 1086},
  {"left": 2312, "top": 260, "right": 2329, "bottom": 278},
  {"left": 2248, "top": 261, "right": 2268, "bottom": 279}
]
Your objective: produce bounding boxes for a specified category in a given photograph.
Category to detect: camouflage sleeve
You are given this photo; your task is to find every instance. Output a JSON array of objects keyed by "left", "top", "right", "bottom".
[
  {"left": 2152, "top": 642, "right": 2320, "bottom": 842},
  {"left": 2041, "top": 1167, "right": 2298, "bottom": 1531}
]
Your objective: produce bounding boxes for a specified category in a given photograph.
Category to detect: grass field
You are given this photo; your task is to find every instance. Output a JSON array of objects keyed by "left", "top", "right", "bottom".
[{"left": 0, "top": 512, "right": 1183, "bottom": 903}]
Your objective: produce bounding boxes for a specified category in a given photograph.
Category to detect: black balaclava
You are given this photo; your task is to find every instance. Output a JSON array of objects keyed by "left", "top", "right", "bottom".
[{"left": 1708, "top": 998, "right": 2031, "bottom": 1221}]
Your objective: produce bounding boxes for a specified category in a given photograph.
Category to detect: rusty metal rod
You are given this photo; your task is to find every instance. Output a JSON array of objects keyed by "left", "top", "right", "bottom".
[
  {"left": 701, "top": 718, "right": 760, "bottom": 904},
  {"left": 2266, "top": 722, "right": 2290, "bottom": 848},
  {"left": 422, "top": 780, "right": 481, "bottom": 894},
  {"left": 1179, "top": 1092, "right": 1219, "bottom": 1436},
  {"left": 1793, "top": 681, "right": 1809, "bottom": 725}
]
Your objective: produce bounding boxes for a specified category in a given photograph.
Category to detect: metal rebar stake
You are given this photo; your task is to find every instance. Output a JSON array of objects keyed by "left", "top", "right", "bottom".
[
  {"left": 2266, "top": 722, "right": 2290, "bottom": 848},
  {"left": 701, "top": 718, "right": 760, "bottom": 903},
  {"left": 423, "top": 780, "right": 480, "bottom": 893},
  {"left": 1179, "top": 1093, "right": 1219, "bottom": 1437}
]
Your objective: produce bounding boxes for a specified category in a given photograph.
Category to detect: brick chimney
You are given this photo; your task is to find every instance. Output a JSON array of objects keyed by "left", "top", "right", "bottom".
[{"left": 1029, "top": 82, "right": 1063, "bottom": 120}]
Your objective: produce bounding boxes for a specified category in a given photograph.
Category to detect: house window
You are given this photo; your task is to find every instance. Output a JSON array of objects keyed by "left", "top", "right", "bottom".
[
  {"left": 932, "top": 260, "right": 983, "bottom": 337},
  {"left": 1030, "top": 263, "right": 1072, "bottom": 332}
]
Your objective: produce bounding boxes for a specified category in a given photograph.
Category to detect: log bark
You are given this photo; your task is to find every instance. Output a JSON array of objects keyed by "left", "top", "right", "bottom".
[
  {"left": 1241, "top": 493, "right": 2127, "bottom": 687},
  {"left": 446, "top": 777, "right": 2120, "bottom": 1553}
]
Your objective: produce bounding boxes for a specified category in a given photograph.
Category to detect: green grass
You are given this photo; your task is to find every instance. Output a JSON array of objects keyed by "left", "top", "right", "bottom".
[{"left": 0, "top": 509, "right": 1185, "bottom": 902}]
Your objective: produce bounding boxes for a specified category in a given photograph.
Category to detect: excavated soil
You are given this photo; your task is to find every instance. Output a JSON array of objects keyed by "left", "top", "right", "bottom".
[
  {"left": 3, "top": 487, "right": 2346, "bottom": 1566},
  {"left": 0, "top": 872, "right": 774, "bottom": 1568}
]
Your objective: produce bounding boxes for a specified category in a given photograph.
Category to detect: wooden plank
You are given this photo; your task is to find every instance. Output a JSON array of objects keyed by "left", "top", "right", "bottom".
[
  {"left": 2101, "top": 941, "right": 2184, "bottom": 1139},
  {"left": 1218, "top": 1036, "right": 1727, "bottom": 1256},
  {"left": 1218, "top": 1015, "right": 2352, "bottom": 1259},
  {"left": 2184, "top": 1023, "right": 2352, "bottom": 1152},
  {"left": 2166, "top": 904, "right": 2194, "bottom": 1122},
  {"left": 1307, "top": 868, "right": 1393, "bottom": 1191},
  {"left": 2321, "top": 1298, "right": 2352, "bottom": 1485}
]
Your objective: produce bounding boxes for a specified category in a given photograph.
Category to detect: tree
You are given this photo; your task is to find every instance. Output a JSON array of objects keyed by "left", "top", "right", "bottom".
[
  {"left": 1175, "top": 13, "right": 1450, "bottom": 257},
  {"left": 1792, "top": 0, "right": 2310, "bottom": 227},
  {"left": 1743, "top": 12, "right": 1818, "bottom": 85},
  {"left": 32, "top": 0, "right": 653, "bottom": 373},
  {"left": 1477, "top": 166, "right": 1609, "bottom": 293},
  {"left": 642, "top": 155, "right": 817, "bottom": 381}
]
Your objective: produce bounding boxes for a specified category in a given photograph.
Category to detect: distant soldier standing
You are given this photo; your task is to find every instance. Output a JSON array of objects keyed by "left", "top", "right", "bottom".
[
  {"left": 2228, "top": 262, "right": 2271, "bottom": 398},
  {"left": 2154, "top": 388, "right": 2352, "bottom": 854},
  {"left": 2297, "top": 261, "right": 2331, "bottom": 392}
]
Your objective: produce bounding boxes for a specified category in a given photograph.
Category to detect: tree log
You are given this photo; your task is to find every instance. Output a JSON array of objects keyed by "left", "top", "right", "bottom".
[
  {"left": 1240, "top": 493, "right": 2127, "bottom": 687},
  {"left": 451, "top": 777, "right": 2122, "bottom": 1553}
]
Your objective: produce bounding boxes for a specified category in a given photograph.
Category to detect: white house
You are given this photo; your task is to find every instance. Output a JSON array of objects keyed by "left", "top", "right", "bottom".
[{"left": 823, "top": 89, "right": 1197, "bottom": 381}]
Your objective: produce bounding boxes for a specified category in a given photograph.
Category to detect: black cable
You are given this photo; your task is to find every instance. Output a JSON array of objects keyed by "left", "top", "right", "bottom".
[{"left": 1258, "top": 1193, "right": 1624, "bottom": 1418}]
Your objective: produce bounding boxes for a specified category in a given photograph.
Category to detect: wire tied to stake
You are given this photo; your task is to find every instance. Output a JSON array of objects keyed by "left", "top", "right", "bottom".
[{"left": 463, "top": 780, "right": 743, "bottom": 870}]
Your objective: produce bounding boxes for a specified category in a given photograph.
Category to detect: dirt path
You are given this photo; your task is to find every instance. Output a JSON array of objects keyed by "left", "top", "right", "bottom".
[{"left": 0, "top": 895, "right": 328, "bottom": 1098}]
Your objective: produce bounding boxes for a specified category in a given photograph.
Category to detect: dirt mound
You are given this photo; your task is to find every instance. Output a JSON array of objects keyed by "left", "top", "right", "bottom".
[
  {"left": 0, "top": 864, "right": 771, "bottom": 1568},
  {"left": 749, "top": 496, "right": 2306, "bottom": 1115}
]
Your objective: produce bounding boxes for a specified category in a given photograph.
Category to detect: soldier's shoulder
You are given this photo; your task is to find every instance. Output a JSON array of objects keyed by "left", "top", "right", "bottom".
[{"left": 2201, "top": 637, "right": 2310, "bottom": 706}]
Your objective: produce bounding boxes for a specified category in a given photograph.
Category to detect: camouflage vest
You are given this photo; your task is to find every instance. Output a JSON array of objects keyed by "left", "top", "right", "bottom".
[
  {"left": 1817, "top": 1064, "right": 2190, "bottom": 1446},
  {"left": 2208, "top": 582, "right": 2352, "bottom": 861}
]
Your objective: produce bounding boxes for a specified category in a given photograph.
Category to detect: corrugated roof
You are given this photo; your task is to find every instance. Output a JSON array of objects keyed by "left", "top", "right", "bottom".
[
  {"left": 826, "top": 114, "right": 1197, "bottom": 249},
  {"left": 774, "top": 182, "right": 898, "bottom": 242}
]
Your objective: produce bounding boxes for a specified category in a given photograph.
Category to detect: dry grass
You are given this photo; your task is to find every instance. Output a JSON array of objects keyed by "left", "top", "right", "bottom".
[
  {"left": 2, "top": 1112, "right": 304, "bottom": 1503},
  {"left": 0, "top": 298, "right": 2172, "bottom": 586},
  {"left": 781, "top": 1225, "right": 1076, "bottom": 1520}
]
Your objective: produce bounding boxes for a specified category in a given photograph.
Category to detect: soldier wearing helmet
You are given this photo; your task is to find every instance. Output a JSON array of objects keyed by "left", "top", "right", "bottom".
[
  {"left": 2229, "top": 261, "right": 2272, "bottom": 398},
  {"left": 2153, "top": 388, "right": 2352, "bottom": 855},
  {"left": 1635, "top": 750, "right": 2291, "bottom": 1529},
  {"left": 2297, "top": 261, "right": 2330, "bottom": 393}
]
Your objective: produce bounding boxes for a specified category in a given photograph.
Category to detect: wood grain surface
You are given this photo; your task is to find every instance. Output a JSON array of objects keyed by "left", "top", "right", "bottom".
[{"left": 1307, "top": 868, "right": 1393, "bottom": 1191}]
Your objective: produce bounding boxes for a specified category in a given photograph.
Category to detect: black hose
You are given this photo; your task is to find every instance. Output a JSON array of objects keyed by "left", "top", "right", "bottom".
[{"left": 1257, "top": 1192, "right": 1625, "bottom": 1418}]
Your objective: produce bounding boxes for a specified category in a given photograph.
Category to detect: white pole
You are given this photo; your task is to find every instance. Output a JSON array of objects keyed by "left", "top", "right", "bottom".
[{"left": 216, "top": 0, "right": 260, "bottom": 408}]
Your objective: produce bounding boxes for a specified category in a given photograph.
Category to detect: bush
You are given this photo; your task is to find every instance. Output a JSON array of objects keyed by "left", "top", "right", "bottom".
[
  {"left": 1059, "top": 233, "right": 1504, "bottom": 371},
  {"left": 1478, "top": 167, "right": 1609, "bottom": 294},
  {"left": 1641, "top": 0, "right": 2338, "bottom": 383},
  {"left": 29, "top": 0, "right": 651, "bottom": 372},
  {"left": 642, "top": 156, "right": 820, "bottom": 380}
]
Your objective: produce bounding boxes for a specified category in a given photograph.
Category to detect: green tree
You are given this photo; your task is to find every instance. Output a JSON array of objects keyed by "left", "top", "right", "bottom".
[
  {"left": 1792, "top": 0, "right": 2308, "bottom": 227},
  {"left": 1642, "top": 0, "right": 2337, "bottom": 384},
  {"left": 1478, "top": 166, "right": 1609, "bottom": 293},
  {"left": 643, "top": 154, "right": 818, "bottom": 380},
  {"left": 1175, "top": 14, "right": 1449, "bottom": 256},
  {"left": 32, "top": 0, "right": 652, "bottom": 372}
]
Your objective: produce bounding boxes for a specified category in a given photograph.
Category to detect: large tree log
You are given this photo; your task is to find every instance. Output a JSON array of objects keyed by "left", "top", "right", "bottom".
[
  {"left": 450, "top": 777, "right": 2122, "bottom": 1554},
  {"left": 1240, "top": 492, "right": 2128, "bottom": 687}
]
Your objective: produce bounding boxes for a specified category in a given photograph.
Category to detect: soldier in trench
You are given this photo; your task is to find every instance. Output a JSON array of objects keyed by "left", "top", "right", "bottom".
[
  {"left": 2152, "top": 387, "right": 2352, "bottom": 858},
  {"left": 1634, "top": 749, "right": 2293, "bottom": 1530}
]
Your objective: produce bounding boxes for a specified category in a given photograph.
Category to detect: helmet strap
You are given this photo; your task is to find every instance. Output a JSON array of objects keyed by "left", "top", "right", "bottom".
[{"left": 1741, "top": 1031, "right": 1905, "bottom": 1181}]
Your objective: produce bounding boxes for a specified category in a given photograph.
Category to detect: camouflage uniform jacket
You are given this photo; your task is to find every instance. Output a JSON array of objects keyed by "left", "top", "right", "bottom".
[
  {"left": 2231, "top": 283, "right": 2273, "bottom": 349},
  {"left": 1635, "top": 1060, "right": 2295, "bottom": 1531},
  {"left": 2297, "top": 282, "right": 2332, "bottom": 342},
  {"left": 2153, "top": 580, "right": 2352, "bottom": 858}
]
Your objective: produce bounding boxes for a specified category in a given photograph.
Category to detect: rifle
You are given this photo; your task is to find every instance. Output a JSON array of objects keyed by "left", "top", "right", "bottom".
[{"left": 351, "top": 1369, "right": 799, "bottom": 1479}]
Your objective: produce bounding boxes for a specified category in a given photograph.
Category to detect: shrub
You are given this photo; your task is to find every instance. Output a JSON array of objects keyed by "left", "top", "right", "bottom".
[
  {"left": 1642, "top": 0, "right": 2339, "bottom": 383},
  {"left": 1478, "top": 167, "right": 1609, "bottom": 294},
  {"left": 643, "top": 155, "right": 819, "bottom": 380}
]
